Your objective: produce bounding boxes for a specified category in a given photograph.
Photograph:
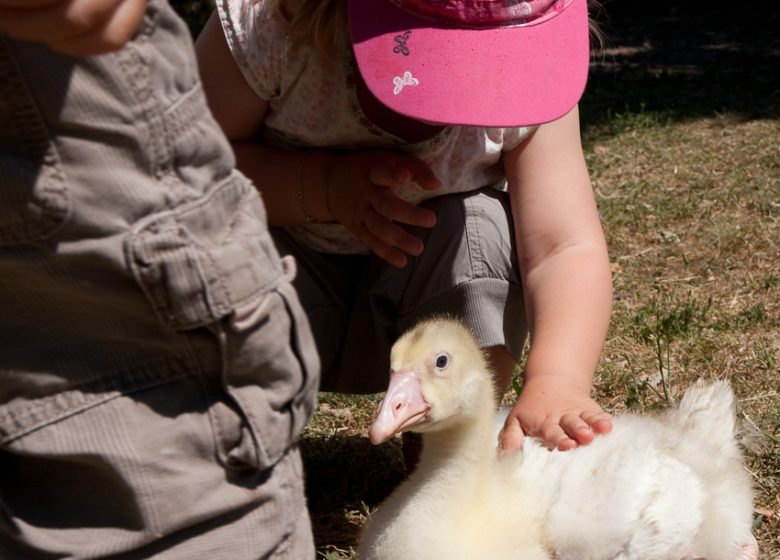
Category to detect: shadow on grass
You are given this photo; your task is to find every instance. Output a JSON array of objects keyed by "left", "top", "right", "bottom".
[
  {"left": 301, "top": 434, "right": 406, "bottom": 549},
  {"left": 582, "top": 0, "right": 780, "bottom": 138}
]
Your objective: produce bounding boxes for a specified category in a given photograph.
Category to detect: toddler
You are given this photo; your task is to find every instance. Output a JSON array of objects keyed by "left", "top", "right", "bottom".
[
  {"left": 197, "top": 5, "right": 761, "bottom": 549},
  {"left": 196, "top": 0, "right": 614, "bottom": 453},
  {"left": 0, "top": 1, "right": 318, "bottom": 558}
]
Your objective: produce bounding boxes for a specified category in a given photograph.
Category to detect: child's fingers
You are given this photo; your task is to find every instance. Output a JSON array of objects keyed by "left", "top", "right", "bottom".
[
  {"left": 552, "top": 433, "right": 578, "bottom": 451},
  {"left": 561, "top": 413, "right": 594, "bottom": 446},
  {"left": 368, "top": 155, "right": 441, "bottom": 192},
  {"left": 581, "top": 410, "right": 613, "bottom": 435},
  {"left": 47, "top": 0, "right": 146, "bottom": 55},
  {"left": 0, "top": 0, "right": 123, "bottom": 42},
  {"left": 394, "top": 154, "right": 442, "bottom": 190},
  {"left": 357, "top": 225, "right": 408, "bottom": 269},
  {"left": 0, "top": 0, "right": 146, "bottom": 55},
  {"left": 499, "top": 415, "right": 525, "bottom": 455},
  {"left": 365, "top": 212, "right": 424, "bottom": 260},
  {"left": 371, "top": 188, "right": 436, "bottom": 228},
  {"left": 368, "top": 160, "right": 411, "bottom": 189},
  {"left": 536, "top": 422, "right": 578, "bottom": 451}
]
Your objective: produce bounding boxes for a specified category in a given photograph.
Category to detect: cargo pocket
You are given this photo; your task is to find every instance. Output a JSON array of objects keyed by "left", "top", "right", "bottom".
[
  {"left": 0, "top": 39, "right": 70, "bottom": 246},
  {"left": 126, "top": 173, "right": 319, "bottom": 471},
  {"left": 0, "top": 368, "right": 309, "bottom": 559}
]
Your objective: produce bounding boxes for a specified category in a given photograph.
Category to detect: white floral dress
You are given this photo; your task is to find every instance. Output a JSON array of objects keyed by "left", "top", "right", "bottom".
[{"left": 217, "top": 0, "right": 534, "bottom": 253}]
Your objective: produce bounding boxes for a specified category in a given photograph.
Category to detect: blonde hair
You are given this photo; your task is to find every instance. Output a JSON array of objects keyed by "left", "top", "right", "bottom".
[
  {"left": 587, "top": 0, "right": 606, "bottom": 53},
  {"left": 275, "top": 0, "right": 605, "bottom": 56},
  {"left": 274, "top": 0, "right": 349, "bottom": 55}
]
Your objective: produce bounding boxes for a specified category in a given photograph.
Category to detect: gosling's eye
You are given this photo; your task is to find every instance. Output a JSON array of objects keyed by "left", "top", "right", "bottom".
[{"left": 435, "top": 354, "right": 449, "bottom": 369}]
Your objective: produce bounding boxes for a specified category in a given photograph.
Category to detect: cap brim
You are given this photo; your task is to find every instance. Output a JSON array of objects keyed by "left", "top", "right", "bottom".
[{"left": 349, "top": 0, "right": 590, "bottom": 127}]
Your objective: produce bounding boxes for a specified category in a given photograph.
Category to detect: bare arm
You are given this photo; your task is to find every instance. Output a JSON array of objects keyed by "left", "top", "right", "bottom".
[
  {"left": 500, "top": 106, "right": 613, "bottom": 452},
  {"left": 196, "top": 11, "right": 311, "bottom": 224},
  {"left": 196, "top": 11, "right": 440, "bottom": 267},
  {"left": 0, "top": 0, "right": 146, "bottom": 55}
]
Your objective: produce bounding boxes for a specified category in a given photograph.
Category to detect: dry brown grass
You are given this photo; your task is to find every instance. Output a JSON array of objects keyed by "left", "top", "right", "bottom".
[
  {"left": 588, "top": 114, "right": 780, "bottom": 558},
  {"left": 304, "top": 115, "right": 780, "bottom": 559}
]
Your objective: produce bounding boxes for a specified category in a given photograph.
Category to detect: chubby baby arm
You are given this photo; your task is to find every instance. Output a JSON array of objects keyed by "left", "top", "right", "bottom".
[{"left": 500, "top": 106, "right": 614, "bottom": 453}]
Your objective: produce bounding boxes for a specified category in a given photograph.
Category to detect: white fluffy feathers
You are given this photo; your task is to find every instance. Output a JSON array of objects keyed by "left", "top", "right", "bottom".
[{"left": 358, "top": 317, "right": 754, "bottom": 560}]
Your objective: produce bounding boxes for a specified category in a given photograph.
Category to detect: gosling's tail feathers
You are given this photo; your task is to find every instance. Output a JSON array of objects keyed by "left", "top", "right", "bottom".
[
  {"left": 671, "top": 380, "right": 755, "bottom": 560},
  {"left": 672, "top": 379, "right": 738, "bottom": 442}
]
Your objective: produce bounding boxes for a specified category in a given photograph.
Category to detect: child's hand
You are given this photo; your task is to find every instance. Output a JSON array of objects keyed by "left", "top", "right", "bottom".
[
  {"left": 325, "top": 150, "right": 441, "bottom": 268},
  {"left": 500, "top": 375, "right": 612, "bottom": 453},
  {"left": 0, "top": 0, "right": 146, "bottom": 56}
]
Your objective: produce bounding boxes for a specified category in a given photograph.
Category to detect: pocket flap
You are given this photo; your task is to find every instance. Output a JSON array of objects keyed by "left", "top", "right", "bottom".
[{"left": 127, "top": 174, "right": 282, "bottom": 330}]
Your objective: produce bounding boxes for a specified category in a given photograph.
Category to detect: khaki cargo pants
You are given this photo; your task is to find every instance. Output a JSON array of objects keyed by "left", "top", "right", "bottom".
[{"left": 0, "top": 1, "right": 319, "bottom": 558}]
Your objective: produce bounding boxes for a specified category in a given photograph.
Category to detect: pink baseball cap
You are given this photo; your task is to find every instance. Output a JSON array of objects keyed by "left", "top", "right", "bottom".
[{"left": 348, "top": 0, "right": 590, "bottom": 127}]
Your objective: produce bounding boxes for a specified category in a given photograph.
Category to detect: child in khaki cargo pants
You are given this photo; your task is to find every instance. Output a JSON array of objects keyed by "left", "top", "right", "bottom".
[{"left": 0, "top": 1, "right": 318, "bottom": 558}]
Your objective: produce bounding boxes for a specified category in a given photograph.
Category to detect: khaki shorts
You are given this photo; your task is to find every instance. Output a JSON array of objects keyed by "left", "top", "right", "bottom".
[
  {"left": 0, "top": 2, "right": 318, "bottom": 558},
  {"left": 273, "top": 187, "right": 527, "bottom": 394}
]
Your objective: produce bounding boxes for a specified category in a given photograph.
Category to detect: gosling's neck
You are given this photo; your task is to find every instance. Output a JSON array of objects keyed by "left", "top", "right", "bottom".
[{"left": 416, "top": 389, "right": 498, "bottom": 478}]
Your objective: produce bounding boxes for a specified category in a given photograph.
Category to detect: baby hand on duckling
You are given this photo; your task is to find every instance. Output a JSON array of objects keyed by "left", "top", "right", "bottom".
[{"left": 500, "top": 376, "right": 613, "bottom": 453}]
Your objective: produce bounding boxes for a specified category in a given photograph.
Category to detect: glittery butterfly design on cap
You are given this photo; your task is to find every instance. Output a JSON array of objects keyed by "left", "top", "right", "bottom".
[
  {"left": 393, "top": 71, "right": 419, "bottom": 94},
  {"left": 393, "top": 30, "right": 412, "bottom": 55}
]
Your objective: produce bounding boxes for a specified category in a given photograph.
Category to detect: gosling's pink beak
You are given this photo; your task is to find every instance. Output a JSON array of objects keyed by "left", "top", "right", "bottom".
[{"left": 368, "top": 370, "right": 431, "bottom": 445}]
